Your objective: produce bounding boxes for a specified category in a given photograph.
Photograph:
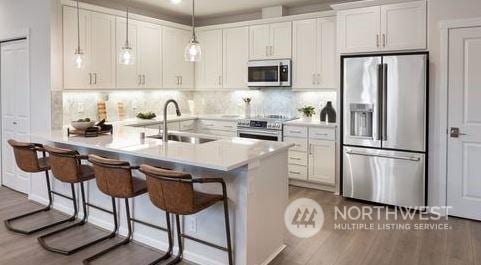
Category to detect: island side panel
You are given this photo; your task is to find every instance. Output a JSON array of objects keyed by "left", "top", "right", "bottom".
[{"left": 246, "top": 151, "right": 289, "bottom": 265}]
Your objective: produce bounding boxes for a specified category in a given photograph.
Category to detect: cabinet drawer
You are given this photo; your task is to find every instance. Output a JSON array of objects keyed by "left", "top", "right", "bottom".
[
  {"left": 284, "top": 137, "right": 308, "bottom": 152},
  {"left": 179, "top": 120, "right": 195, "bottom": 131},
  {"left": 288, "top": 151, "right": 307, "bottom": 166},
  {"left": 309, "top": 127, "right": 335, "bottom": 141},
  {"left": 284, "top": 125, "right": 308, "bottom": 137},
  {"left": 198, "top": 120, "right": 236, "bottom": 131},
  {"left": 288, "top": 164, "right": 308, "bottom": 180}
]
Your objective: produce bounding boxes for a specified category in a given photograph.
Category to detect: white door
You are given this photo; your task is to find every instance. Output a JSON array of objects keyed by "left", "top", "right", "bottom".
[
  {"left": 223, "top": 27, "right": 248, "bottom": 89},
  {"left": 317, "top": 17, "right": 337, "bottom": 89},
  {"left": 380, "top": 1, "right": 426, "bottom": 51},
  {"left": 89, "top": 11, "right": 116, "bottom": 89},
  {"left": 269, "top": 22, "right": 292, "bottom": 59},
  {"left": 177, "top": 29, "right": 194, "bottom": 89},
  {"left": 308, "top": 139, "right": 335, "bottom": 184},
  {"left": 196, "top": 29, "right": 223, "bottom": 89},
  {"left": 1, "top": 40, "right": 30, "bottom": 193},
  {"left": 138, "top": 22, "right": 162, "bottom": 89},
  {"left": 162, "top": 26, "right": 181, "bottom": 88},
  {"left": 249, "top": 24, "right": 270, "bottom": 60},
  {"left": 337, "top": 6, "right": 380, "bottom": 54},
  {"left": 447, "top": 26, "right": 481, "bottom": 220},
  {"left": 116, "top": 17, "right": 139, "bottom": 88},
  {"left": 292, "top": 19, "right": 317, "bottom": 89}
]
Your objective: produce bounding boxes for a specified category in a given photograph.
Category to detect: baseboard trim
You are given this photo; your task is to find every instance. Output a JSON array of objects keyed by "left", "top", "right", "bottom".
[
  {"left": 289, "top": 179, "right": 336, "bottom": 192},
  {"left": 261, "top": 244, "right": 286, "bottom": 265}
]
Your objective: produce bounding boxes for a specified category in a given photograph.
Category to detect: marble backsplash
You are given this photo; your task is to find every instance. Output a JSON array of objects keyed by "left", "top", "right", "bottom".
[{"left": 60, "top": 89, "right": 337, "bottom": 126}]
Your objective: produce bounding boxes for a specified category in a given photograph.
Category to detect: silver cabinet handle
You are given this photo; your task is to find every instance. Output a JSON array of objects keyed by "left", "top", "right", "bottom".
[
  {"left": 12, "top": 121, "right": 17, "bottom": 125},
  {"left": 289, "top": 170, "right": 301, "bottom": 175},
  {"left": 180, "top": 76, "right": 183, "bottom": 85},
  {"left": 89, "top": 73, "right": 92, "bottom": 85},
  {"left": 266, "top": 46, "right": 269, "bottom": 57},
  {"left": 93, "top": 73, "right": 98, "bottom": 84},
  {"left": 176, "top": 76, "right": 180, "bottom": 85},
  {"left": 270, "top": 46, "right": 273, "bottom": 56},
  {"left": 138, "top": 75, "right": 142, "bottom": 85},
  {"left": 289, "top": 157, "right": 301, "bottom": 161},
  {"left": 289, "top": 130, "right": 302, "bottom": 133},
  {"left": 312, "top": 74, "right": 316, "bottom": 85},
  {"left": 218, "top": 75, "right": 222, "bottom": 86},
  {"left": 346, "top": 150, "right": 421, "bottom": 161},
  {"left": 382, "top": 33, "right": 386, "bottom": 47},
  {"left": 317, "top": 73, "right": 321, "bottom": 85},
  {"left": 376, "top": 34, "right": 380, "bottom": 48},
  {"left": 142, "top": 75, "right": 146, "bottom": 85}
]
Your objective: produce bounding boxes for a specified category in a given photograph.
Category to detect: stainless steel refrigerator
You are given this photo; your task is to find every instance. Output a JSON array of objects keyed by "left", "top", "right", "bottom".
[{"left": 341, "top": 53, "right": 428, "bottom": 207}]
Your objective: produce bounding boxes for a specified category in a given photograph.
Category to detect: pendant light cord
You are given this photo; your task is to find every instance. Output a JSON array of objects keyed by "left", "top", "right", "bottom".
[
  {"left": 126, "top": 0, "right": 130, "bottom": 47},
  {"left": 76, "top": 0, "right": 81, "bottom": 52},
  {"left": 192, "top": 0, "right": 196, "bottom": 41}
]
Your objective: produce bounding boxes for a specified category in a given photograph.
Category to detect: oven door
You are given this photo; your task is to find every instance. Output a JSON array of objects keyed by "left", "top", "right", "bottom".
[
  {"left": 237, "top": 128, "right": 281, "bottom": 141},
  {"left": 248, "top": 60, "right": 291, "bottom": 87}
]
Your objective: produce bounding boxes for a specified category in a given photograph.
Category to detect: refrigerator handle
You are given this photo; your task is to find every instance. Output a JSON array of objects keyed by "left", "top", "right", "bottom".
[
  {"left": 345, "top": 150, "right": 421, "bottom": 162},
  {"left": 377, "top": 64, "right": 383, "bottom": 141},
  {"left": 382, "top": 63, "right": 388, "bottom": 141}
]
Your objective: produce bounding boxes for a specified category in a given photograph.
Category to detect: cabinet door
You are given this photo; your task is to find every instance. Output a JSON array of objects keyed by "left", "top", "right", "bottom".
[
  {"left": 116, "top": 18, "right": 139, "bottom": 89},
  {"left": 292, "top": 19, "right": 317, "bottom": 89},
  {"left": 162, "top": 27, "right": 181, "bottom": 89},
  {"left": 138, "top": 22, "right": 162, "bottom": 88},
  {"left": 196, "top": 29, "right": 223, "bottom": 89},
  {"left": 308, "top": 139, "right": 335, "bottom": 184},
  {"left": 223, "top": 27, "right": 249, "bottom": 89},
  {"left": 317, "top": 17, "right": 337, "bottom": 89},
  {"left": 381, "top": 1, "right": 426, "bottom": 51},
  {"left": 270, "top": 22, "right": 292, "bottom": 59},
  {"left": 177, "top": 29, "right": 194, "bottom": 89},
  {"left": 249, "top": 24, "right": 270, "bottom": 60},
  {"left": 89, "top": 12, "right": 116, "bottom": 88},
  {"left": 63, "top": 6, "right": 90, "bottom": 89},
  {"left": 338, "top": 6, "right": 381, "bottom": 53}
]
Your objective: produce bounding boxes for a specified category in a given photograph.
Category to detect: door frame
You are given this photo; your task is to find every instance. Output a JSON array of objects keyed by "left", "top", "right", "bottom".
[
  {"left": 439, "top": 17, "right": 481, "bottom": 215},
  {"left": 0, "top": 28, "right": 31, "bottom": 193}
]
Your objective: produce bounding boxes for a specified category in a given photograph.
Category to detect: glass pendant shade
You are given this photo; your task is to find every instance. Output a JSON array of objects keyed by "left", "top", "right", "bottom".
[
  {"left": 74, "top": 49, "right": 85, "bottom": 69},
  {"left": 119, "top": 43, "right": 135, "bottom": 65},
  {"left": 184, "top": 39, "right": 201, "bottom": 62}
]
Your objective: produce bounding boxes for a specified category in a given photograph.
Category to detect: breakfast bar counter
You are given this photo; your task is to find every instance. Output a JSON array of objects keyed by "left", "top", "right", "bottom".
[{"left": 32, "top": 124, "right": 292, "bottom": 265}]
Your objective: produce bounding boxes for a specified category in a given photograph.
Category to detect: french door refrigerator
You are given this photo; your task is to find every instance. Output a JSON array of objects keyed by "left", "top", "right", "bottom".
[{"left": 342, "top": 52, "right": 428, "bottom": 208}]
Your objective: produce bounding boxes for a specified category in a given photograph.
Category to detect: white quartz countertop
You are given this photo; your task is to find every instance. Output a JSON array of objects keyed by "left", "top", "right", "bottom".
[
  {"left": 284, "top": 118, "right": 338, "bottom": 128},
  {"left": 33, "top": 124, "right": 293, "bottom": 172},
  {"left": 120, "top": 114, "right": 244, "bottom": 127}
]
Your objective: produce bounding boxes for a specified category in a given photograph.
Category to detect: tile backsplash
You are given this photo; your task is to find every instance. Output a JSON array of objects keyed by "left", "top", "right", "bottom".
[{"left": 60, "top": 89, "right": 337, "bottom": 126}]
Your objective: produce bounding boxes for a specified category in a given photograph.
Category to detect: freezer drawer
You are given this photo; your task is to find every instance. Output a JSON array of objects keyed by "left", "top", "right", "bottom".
[{"left": 343, "top": 147, "right": 425, "bottom": 207}]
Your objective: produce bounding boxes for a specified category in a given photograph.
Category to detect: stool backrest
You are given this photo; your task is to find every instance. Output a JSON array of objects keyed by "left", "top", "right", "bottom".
[
  {"left": 8, "top": 139, "right": 44, "bottom": 173},
  {"left": 88, "top": 154, "right": 135, "bottom": 198},
  {"left": 44, "top": 145, "right": 81, "bottom": 183},
  {"left": 139, "top": 164, "right": 194, "bottom": 215}
]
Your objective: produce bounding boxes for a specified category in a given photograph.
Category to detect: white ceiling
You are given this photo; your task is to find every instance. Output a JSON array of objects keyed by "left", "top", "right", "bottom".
[{"left": 100, "top": 0, "right": 347, "bottom": 19}]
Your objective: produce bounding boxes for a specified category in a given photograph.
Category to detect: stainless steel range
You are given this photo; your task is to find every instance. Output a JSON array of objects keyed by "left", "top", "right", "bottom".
[{"left": 237, "top": 115, "right": 296, "bottom": 142}]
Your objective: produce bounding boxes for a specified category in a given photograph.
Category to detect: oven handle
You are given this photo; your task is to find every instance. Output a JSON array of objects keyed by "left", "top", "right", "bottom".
[{"left": 237, "top": 128, "right": 281, "bottom": 137}]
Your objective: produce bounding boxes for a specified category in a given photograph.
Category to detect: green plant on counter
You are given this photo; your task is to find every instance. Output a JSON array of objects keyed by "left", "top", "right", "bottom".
[
  {"left": 136, "top": 112, "right": 157, "bottom": 120},
  {"left": 297, "top": 106, "right": 316, "bottom": 117}
]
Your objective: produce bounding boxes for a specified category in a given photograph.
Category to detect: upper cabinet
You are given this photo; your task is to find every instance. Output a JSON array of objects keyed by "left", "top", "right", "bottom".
[
  {"left": 64, "top": 6, "right": 116, "bottom": 89},
  {"left": 195, "top": 29, "right": 223, "bottom": 89},
  {"left": 116, "top": 19, "right": 162, "bottom": 89},
  {"left": 223, "top": 27, "right": 249, "bottom": 89},
  {"left": 292, "top": 17, "right": 336, "bottom": 90},
  {"left": 162, "top": 27, "right": 194, "bottom": 89},
  {"left": 337, "top": 1, "right": 426, "bottom": 54},
  {"left": 249, "top": 22, "right": 292, "bottom": 60}
]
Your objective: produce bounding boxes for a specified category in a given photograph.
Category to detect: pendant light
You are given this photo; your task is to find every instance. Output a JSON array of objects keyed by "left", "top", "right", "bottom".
[
  {"left": 74, "top": 0, "right": 85, "bottom": 69},
  {"left": 119, "top": 0, "right": 135, "bottom": 65},
  {"left": 184, "top": 0, "right": 201, "bottom": 62}
]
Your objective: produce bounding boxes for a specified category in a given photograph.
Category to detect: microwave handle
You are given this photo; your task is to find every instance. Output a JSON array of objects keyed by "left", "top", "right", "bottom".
[{"left": 276, "top": 62, "right": 282, "bottom": 86}]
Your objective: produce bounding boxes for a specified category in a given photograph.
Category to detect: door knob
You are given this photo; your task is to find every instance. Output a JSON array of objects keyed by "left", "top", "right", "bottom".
[{"left": 450, "top": 127, "right": 467, "bottom": 138}]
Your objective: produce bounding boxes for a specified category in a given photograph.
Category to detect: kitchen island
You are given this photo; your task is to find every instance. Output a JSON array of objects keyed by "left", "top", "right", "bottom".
[{"left": 32, "top": 123, "right": 292, "bottom": 265}]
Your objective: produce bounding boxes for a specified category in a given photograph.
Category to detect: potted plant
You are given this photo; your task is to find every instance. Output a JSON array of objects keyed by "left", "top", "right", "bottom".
[{"left": 297, "top": 106, "right": 316, "bottom": 121}]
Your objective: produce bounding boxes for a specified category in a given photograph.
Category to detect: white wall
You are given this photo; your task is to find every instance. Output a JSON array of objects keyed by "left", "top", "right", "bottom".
[
  {"left": 0, "top": 0, "right": 55, "bottom": 199},
  {"left": 427, "top": 0, "right": 481, "bottom": 207}
]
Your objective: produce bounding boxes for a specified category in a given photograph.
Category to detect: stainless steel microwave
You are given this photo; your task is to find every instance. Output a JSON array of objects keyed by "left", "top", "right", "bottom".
[{"left": 247, "top": 59, "right": 291, "bottom": 87}]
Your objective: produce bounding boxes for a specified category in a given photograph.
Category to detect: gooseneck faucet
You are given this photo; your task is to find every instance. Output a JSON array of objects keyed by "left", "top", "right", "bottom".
[{"left": 161, "top": 99, "right": 181, "bottom": 142}]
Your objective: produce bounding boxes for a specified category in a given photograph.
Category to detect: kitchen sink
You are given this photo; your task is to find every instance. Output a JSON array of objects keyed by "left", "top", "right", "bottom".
[{"left": 147, "top": 134, "right": 216, "bottom": 144}]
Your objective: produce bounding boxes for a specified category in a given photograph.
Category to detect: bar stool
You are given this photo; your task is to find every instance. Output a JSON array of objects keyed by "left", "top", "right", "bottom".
[
  {"left": 37, "top": 145, "right": 117, "bottom": 255},
  {"left": 84, "top": 155, "right": 173, "bottom": 265},
  {"left": 4, "top": 140, "right": 76, "bottom": 234},
  {"left": 139, "top": 164, "right": 234, "bottom": 265}
]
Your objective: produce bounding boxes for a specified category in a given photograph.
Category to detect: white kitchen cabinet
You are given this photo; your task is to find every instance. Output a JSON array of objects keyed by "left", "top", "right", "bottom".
[
  {"left": 249, "top": 22, "right": 291, "bottom": 60},
  {"left": 337, "top": 6, "right": 381, "bottom": 54},
  {"left": 380, "top": 1, "right": 426, "bottom": 51},
  {"left": 195, "top": 29, "right": 223, "bottom": 89},
  {"left": 116, "top": 19, "right": 162, "bottom": 89},
  {"left": 292, "top": 17, "right": 336, "bottom": 90},
  {"left": 308, "top": 139, "right": 335, "bottom": 184},
  {"left": 64, "top": 6, "right": 116, "bottom": 89},
  {"left": 337, "top": 1, "right": 426, "bottom": 53},
  {"left": 162, "top": 27, "right": 194, "bottom": 89},
  {"left": 223, "top": 27, "right": 249, "bottom": 89}
]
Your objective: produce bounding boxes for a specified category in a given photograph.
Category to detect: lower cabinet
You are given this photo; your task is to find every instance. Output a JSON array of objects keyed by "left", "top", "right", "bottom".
[
  {"left": 196, "top": 119, "right": 237, "bottom": 137},
  {"left": 284, "top": 125, "right": 336, "bottom": 189}
]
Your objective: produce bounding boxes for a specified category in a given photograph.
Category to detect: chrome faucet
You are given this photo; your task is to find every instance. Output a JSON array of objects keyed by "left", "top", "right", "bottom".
[{"left": 161, "top": 99, "right": 181, "bottom": 142}]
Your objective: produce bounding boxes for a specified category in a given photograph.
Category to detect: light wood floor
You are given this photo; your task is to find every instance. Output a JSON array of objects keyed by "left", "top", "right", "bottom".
[{"left": 1, "top": 186, "right": 480, "bottom": 265}]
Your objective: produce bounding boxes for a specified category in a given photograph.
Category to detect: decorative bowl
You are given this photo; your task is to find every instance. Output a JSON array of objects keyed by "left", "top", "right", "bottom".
[{"left": 71, "top": 121, "right": 95, "bottom": 130}]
